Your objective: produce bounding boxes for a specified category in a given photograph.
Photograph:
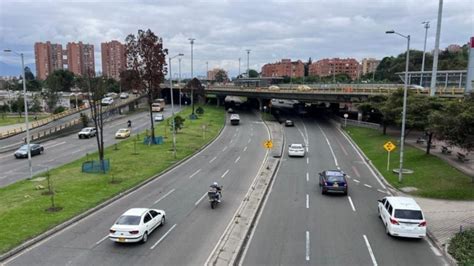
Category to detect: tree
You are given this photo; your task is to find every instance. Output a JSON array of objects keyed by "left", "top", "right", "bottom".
[
  {"left": 105, "top": 78, "right": 120, "bottom": 93},
  {"left": 77, "top": 72, "right": 108, "bottom": 162},
  {"left": 171, "top": 115, "right": 185, "bottom": 133},
  {"left": 119, "top": 69, "right": 142, "bottom": 92},
  {"left": 125, "top": 29, "right": 168, "bottom": 144},
  {"left": 24, "top": 66, "right": 35, "bottom": 81},
  {"left": 248, "top": 69, "right": 259, "bottom": 78},
  {"left": 185, "top": 78, "right": 205, "bottom": 117},
  {"left": 44, "top": 70, "right": 75, "bottom": 112},
  {"left": 214, "top": 70, "right": 228, "bottom": 82},
  {"left": 12, "top": 96, "right": 25, "bottom": 117}
]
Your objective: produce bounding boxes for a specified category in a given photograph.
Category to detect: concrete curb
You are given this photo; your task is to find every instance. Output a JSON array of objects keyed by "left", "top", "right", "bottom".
[
  {"left": 0, "top": 110, "right": 226, "bottom": 263},
  {"left": 335, "top": 120, "right": 457, "bottom": 265},
  {"left": 206, "top": 119, "right": 284, "bottom": 266}
]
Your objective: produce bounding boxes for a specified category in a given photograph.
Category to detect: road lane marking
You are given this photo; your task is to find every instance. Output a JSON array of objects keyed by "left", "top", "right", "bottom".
[
  {"left": 306, "top": 231, "right": 310, "bottom": 261},
  {"left": 364, "top": 184, "right": 372, "bottom": 188},
  {"left": 222, "top": 146, "right": 228, "bottom": 152},
  {"left": 352, "top": 165, "right": 361, "bottom": 177},
  {"left": 94, "top": 235, "right": 109, "bottom": 246},
  {"left": 234, "top": 156, "right": 240, "bottom": 163},
  {"left": 427, "top": 238, "right": 442, "bottom": 256},
  {"left": 363, "top": 235, "right": 378, "bottom": 266},
  {"left": 337, "top": 127, "right": 387, "bottom": 190},
  {"left": 150, "top": 223, "right": 177, "bottom": 250},
  {"left": 247, "top": 138, "right": 251, "bottom": 144},
  {"left": 44, "top": 141, "right": 66, "bottom": 149},
  {"left": 348, "top": 196, "right": 356, "bottom": 212},
  {"left": 209, "top": 156, "right": 217, "bottom": 163},
  {"left": 189, "top": 169, "right": 201, "bottom": 179},
  {"left": 336, "top": 138, "right": 349, "bottom": 156},
  {"left": 346, "top": 175, "right": 351, "bottom": 179},
  {"left": 306, "top": 157, "right": 309, "bottom": 164},
  {"left": 71, "top": 150, "right": 83, "bottom": 154},
  {"left": 306, "top": 194, "right": 309, "bottom": 209},
  {"left": 221, "top": 169, "right": 230, "bottom": 178},
  {"left": 353, "top": 179, "right": 360, "bottom": 183},
  {"left": 243, "top": 146, "right": 247, "bottom": 152},
  {"left": 154, "top": 188, "right": 176, "bottom": 204},
  {"left": 306, "top": 172, "right": 309, "bottom": 182},
  {"left": 195, "top": 192, "right": 208, "bottom": 206},
  {"left": 377, "top": 189, "right": 388, "bottom": 194},
  {"left": 317, "top": 124, "right": 339, "bottom": 168},
  {"left": 0, "top": 154, "right": 13, "bottom": 159}
]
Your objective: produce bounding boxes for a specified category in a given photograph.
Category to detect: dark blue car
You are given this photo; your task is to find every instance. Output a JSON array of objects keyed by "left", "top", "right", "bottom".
[{"left": 319, "top": 170, "right": 348, "bottom": 195}]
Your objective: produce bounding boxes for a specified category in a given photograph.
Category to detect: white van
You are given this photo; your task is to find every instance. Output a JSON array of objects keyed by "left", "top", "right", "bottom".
[{"left": 377, "top": 196, "right": 426, "bottom": 238}]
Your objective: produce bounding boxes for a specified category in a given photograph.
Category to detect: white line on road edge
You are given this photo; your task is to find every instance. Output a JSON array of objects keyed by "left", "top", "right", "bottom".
[
  {"left": 189, "top": 169, "right": 202, "bottom": 179},
  {"left": 234, "top": 156, "right": 240, "bottom": 163},
  {"left": 363, "top": 235, "right": 378, "bottom": 266},
  {"left": 317, "top": 124, "right": 339, "bottom": 168},
  {"left": 306, "top": 194, "right": 309, "bottom": 209},
  {"left": 426, "top": 238, "right": 442, "bottom": 256},
  {"left": 353, "top": 179, "right": 360, "bottom": 183},
  {"left": 347, "top": 196, "right": 356, "bottom": 212},
  {"left": 150, "top": 224, "right": 177, "bottom": 250},
  {"left": 364, "top": 184, "right": 372, "bottom": 188},
  {"left": 222, "top": 146, "right": 228, "bottom": 152},
  {"left": 306, "top": 172, "right": 309, "bottom": 182},
  {"left": 94, "top": 235, "right": 109, "bottom": 246},
  {"left": 243, "top": 146, "right": 247, "bottom": 152},
  {"left": 377, "top": 189, "right": 388, "bottom": 194},
  {"left": 154, "top": 188, "right": 176, "bottom": 204},
  {"left": 221, "top": 169, "right": 230, "bottom": 178},
  {"left": 306, "top": 231, "right": 310, "bottom": 261},
  {"left": 336, "top": 127, "right": 386, "bottom": 190},
  {"left": 195, "top": 192, "right": 208, "bottom": 206},
  {"left": 209, "top": 156, "right": 217, "bottom": 163},
  {"left": 71, "top": 150, "right": 83, "bottom": 154}
]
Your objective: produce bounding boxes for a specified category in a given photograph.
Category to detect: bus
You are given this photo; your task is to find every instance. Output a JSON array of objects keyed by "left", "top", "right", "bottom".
[{"left": 151, "top": 98, "right": 165, "bottom": 112}]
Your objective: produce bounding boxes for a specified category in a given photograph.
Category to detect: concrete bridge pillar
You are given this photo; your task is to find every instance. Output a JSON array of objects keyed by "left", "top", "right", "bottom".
[
  {"left": 358, "top": 111, "right": 363, "bottom": 121},
  {"left": 258, "top": 98, "right": 263, "bottom": 111}
]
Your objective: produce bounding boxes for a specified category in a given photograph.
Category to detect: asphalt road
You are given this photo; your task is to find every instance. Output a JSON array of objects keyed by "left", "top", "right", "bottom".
[
  {"left": 0, "top": 106, "right": 175, "bottom": 187},
  {"left": 4, "top": 110, "right": 269, "bottom": 266},
  {"left": 241, "top": 116, "right": 447, "bottom": 266}
]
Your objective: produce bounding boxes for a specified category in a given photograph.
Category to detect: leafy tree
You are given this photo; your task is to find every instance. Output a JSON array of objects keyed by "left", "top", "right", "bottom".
[
  {"left": 30, "top": 94, "right": 42, "bottom": 112},
  {"left": 125, "top": 29, "right": 168, "bottom": 144},
  {"left": 171, "top": 115, "right": 185, "bottom": 133},
  {"left": 105, "top": 78, "right": 120, "bottom": 93},
  {"left": 185, "top": 78, "right": 205, "bottom": 117},
  {"left": 248, "top": 69, "right": 259, "bottom": 78},
  {"left": 11, "top": 96, "right": 25, "bottom": 117},
  {"left": 46, "top": 70, "right": 75, "bottom": 91},
  {"left": 215, "top": 70, "right": 228, "bottom": 82},
  {"left": 24, "top": 66, "right": 35, "bottom": 81},
  {"left": 119, "top": 69, "right": 142, "bottom": 92}
]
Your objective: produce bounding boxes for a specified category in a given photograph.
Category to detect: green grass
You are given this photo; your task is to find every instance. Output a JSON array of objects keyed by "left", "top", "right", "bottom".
[
  {"left": 448, "top": 228, "right": 474, "bottom": 265},
  {"left": 0, "top": 114, "right": 49, "bottom": 127},
  {"left": 346, "top": 126, "right": 474, "bottom": 200},
  {"left": 0, "top": 105, "right": 224, "bottom": 254}
]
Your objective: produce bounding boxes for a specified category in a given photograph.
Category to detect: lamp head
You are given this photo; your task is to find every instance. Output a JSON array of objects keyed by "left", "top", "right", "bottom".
[{"left": 385, "top": 30, "right": 395, "bottom": 34}]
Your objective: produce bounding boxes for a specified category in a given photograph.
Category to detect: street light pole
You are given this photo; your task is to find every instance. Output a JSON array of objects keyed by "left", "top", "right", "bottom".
[
  {"left": 420, "top": 21, "right": 430, "bottom": 86},
  {"left": 178, "top": 57, "right": 182, "bottom": 109},
  {"left": 238, "top": 57, "right": 241, "bottom": 78},
  {"left": 430, "top": 0, "right": 443, "bottom": 96},
  {"left": 386, "top": 30, "right": 410, "bottom": 183},
  {"left": 169, "top": 53, "right": 184, "bottom": 159},
  {"left": 189, "top": 38, "right": 195, "bottom": 116},
  {"left": 246, "top": 49, "right": 251, "bottom": 78},
  {"left": 4, "top": 49, "right": 33, "bottom": 178}
]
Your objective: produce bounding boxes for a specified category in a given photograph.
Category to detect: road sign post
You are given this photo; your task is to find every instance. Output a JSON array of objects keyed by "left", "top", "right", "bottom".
[
  {"left": 383, "top": 141, "right": 396, "bottom": 171},
  {"left": 343, "top": 113, "right": 348, "bottom": 128}
]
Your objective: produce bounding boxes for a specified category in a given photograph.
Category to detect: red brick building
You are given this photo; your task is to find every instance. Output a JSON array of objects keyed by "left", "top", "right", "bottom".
[
  {"left": 261, "top": 59, "right": 305, "bottom": 78},
  {"left": 34, "top": 42, "right": 64, "bottom": 80},
  {"left": 66, "top": 42, "right": 95, "bottom": 77},
  {"left": 309, "top": 58, "right": 360, "bottom": 80},
  {"left": 207, "top": 68, "right": 228, "bottom": 81},
  {"left": 101, "top": 40, "right": 126, "bottom": 80}
]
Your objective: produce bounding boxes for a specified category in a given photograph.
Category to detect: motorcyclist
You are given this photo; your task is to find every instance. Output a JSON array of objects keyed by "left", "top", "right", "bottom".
[
  {"left": 210, "top": 182, "right": 222, "bottom": 202},
  {"left": 127, "top": 120, "right": 132, "bottom": 128}
]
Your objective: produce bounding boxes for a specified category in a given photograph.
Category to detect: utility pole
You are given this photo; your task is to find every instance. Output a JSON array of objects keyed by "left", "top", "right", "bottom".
[
  {"left": 246, "top": 49, "right": 251, "bottom": 78},
  {"left": 420, "top": 21, "right": 430, "bottom": 86},
  {"left": 430, "top": 0, "right": 443, "bottom": 96},
  {"left": 238, "top": 57, "right": 241, "bottom": 78},
  {"left": 189, "top": 38, "right": 195, "bottom": 116}
]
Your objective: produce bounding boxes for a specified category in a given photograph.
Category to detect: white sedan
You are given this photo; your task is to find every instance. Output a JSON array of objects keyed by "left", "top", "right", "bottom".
[
  {"left": 288, "top": 144, "right": 305, "bottom": 157},
  {"left": 109, "top": 208, "right": 166, "bottom": 243},
  {"left": 154, "top": 114, "right": 164, "bottom": 122}
]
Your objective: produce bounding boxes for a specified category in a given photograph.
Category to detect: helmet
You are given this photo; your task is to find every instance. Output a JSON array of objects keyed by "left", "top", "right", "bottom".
[{"left": 213, "top": 182, "right": 218, "bottom": 186}]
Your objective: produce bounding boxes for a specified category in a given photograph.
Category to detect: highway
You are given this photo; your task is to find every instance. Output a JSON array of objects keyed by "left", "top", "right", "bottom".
[
  {"left": 241, "top": 116, "right": 446, "bottom": 265},
  {"left": 4, "top": 110, "right": 269, "bottom": 266},
  {"left": 0, "top": 106, "right": 172, "bottom": 187}
]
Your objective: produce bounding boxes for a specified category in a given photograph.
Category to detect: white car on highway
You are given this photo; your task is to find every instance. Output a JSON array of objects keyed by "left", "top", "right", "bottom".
[
  {"left": 378, "top": 196, "right": 426, "bottom": 238},
  {"left": 101, "top": 97, "right": 114, "bottom": 106},
  {"left": 288, "top": 144, "right": 305, "bottom": 157},
  {"left": 109, "top": 208, "right": 166, "bottom": 243}
]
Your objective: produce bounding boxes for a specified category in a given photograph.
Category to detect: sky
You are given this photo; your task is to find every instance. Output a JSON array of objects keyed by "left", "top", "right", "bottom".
[{"left": 0, "top": 0, "right": 473, "bottom": 78}]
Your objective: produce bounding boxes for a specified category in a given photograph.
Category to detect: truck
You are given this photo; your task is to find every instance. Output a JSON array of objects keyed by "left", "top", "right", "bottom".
[
  {"left": 230, "top": 114, "right": 240, "bottom": 125},
  {"left": 151, "top": 98, "right": 165, "bottom": 112}
]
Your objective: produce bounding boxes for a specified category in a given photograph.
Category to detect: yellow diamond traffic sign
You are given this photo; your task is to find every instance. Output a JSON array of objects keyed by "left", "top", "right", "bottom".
[
  {"left": 384, "top": 141, "right": 396, "bottom": 152},
  {"left": 263, "top": 140, "right": 273, "bottom": 149}
]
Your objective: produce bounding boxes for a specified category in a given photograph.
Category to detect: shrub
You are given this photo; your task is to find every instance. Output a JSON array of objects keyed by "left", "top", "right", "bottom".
[
  {"left": 196, "top": 106, "right": 204, "bottom": 115},
  {"left": 448, "top": 228, "right": 474, "bottom": 265},
  {"left": 53, "top": 106, "right": 66, "bottom": 114}
]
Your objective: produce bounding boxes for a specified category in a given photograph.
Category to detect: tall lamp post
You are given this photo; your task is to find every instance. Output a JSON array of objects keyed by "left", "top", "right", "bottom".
[
  {"left": 386, "top": 30, "right": 410, "bottom": 183},
  {"left": 238, "top": 57, "right": 241, "bottom": 78},
  {"left": 169, "top": 53, "right": 184, "bottom": 158},
  {"left": 246, "top": 49, "right": 251, "bottom": 78},
  {"left": 420, "top": 21, "right": 430, "bottom": 86},
  {"left": 4, "top": 49, "right": 33, "bottom": 179},
  {"left": 178, "top": 56, "right": 182, "bottom": 109},
  {"left": 188, "top": 38, "right": 195, "bottom": 116}
]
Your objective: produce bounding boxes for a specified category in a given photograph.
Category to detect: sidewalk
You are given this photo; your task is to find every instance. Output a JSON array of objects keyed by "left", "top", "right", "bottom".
[{"left": 382, "top": 127, "right": 474, "bottom": 256}]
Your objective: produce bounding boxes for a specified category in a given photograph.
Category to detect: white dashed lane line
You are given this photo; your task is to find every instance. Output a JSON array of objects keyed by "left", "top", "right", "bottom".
[
  {"left": 209, "top": 156, "right": 217, "bottom": 163},
  {"left": 363, "top": 235, "right": 378, "bottom": 266},
  {"left": 347, "top": 196, "right": 356, "bottom": 212},
  {"left": 353, "top": 179, "right": 360, "bottom": 183},
  {"left": 364, "top": 184, "right": 372, "bottom": 188},
  {"left": 189, "top": 169, "right": 201, "bottom": 179},
  {"left": 150, "top": 224, "right": 177, "bottom": 250},
  {"left": 195, "top": 192, "right": 208, "bottom": 206},
  {"left": 234, "top": 156, "right": 240, "bottom": 163},
  {"left": 306, "top": 194, "right": 309, "bottom": 209},
  {"left": 154, "top": 188, "right": 176, "bottom": 204},
  {"left": 306, "top": 231, "right": 310, "bottom": 261},
  {"left": 221, "top": 169, "right": 230, "bottom": 178},
  {"left": 306, "top": 172, "right": 309, "bottom": 182},
  {"left": 222, "top": 146, "right": 228, "bottom": 152},
  {"left": 243, "top": 146, "right": 247, "bottom": 152}
]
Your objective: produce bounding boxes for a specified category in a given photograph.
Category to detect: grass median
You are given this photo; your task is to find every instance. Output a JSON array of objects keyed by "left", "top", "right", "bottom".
[
  {"left": 0, "top": 114, "right": 49, "bottom": 127},
  {"left": 0, "top": 105, "right": 224, "bottom": 254},
  {"left": 345, "top": 126, "right": 474, "bottom": 200}
]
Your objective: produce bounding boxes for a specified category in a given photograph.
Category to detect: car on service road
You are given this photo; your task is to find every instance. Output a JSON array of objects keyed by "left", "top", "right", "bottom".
[
  {"left": 154, "top": 113, "right": 164, "bottom": 122},
  {"left": 319, "top": 170, "right": 348, "bottom": 195},
  {"left": 285, "top": 120, "right": 294, "bottom": 127},
  {"left": 109, "top": 208, "right": 166, "bottom": 243},
  {"left": 115, "top": 128, "right": 131, "bottom": 139},
  {"left": 378, "top": 196, "right": 426, "bottom": 238},
  {"left": 14, "top": 144, "right": 44, "bottom": 158},
  {"left": 120, "top": 92, "right": 129, "bottom": 99},
  {"left": 78, "top": 127, "right": 97, "bottom": 139},
  {"left": 101, "top": 97, "right": 114, "bottom": 106},
  {"left": 288, "top": 144, "right": 305, "bottom": 157}
]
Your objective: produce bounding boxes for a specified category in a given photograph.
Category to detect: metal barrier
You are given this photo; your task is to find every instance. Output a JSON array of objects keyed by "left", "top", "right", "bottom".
[{"left": 82, "top": 159, "right": 110, "bottom": 173}]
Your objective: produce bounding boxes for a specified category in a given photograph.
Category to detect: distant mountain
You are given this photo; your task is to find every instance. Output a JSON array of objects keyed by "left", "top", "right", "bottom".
[{"left": 0, "top": 61, "right": 36, "bottom": 77}]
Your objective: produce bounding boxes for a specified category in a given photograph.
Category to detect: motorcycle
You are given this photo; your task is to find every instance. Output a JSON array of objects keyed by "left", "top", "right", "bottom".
[{"left": 208, "top": 186, "right": 222, "bottom": 209}]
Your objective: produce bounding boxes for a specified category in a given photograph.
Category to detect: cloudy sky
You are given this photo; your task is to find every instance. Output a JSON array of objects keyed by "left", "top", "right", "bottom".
[{"left": 0, "top": 0, "right": 473, "bottom": 78}]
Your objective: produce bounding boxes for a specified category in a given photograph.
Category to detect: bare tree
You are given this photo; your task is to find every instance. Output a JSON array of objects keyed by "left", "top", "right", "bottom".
[{"left": 125, "top": 29, "right": 168, "bottom": 143}]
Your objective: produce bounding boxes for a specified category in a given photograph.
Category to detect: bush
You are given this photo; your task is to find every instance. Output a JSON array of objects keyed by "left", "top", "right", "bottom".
[
  {"left": 448, "top": 228, "right": 474, "bottom": 265},
  {"left": 53, "top": 106, "right": 66, "bottom": 114},
  {"left": 196, "top": 106, "right": 204, "bottom": 115}
]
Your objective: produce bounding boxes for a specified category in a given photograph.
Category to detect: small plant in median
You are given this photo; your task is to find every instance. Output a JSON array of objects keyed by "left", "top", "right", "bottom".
[{"left": 448, "top": 228, "right": 474, "bottom": 265}]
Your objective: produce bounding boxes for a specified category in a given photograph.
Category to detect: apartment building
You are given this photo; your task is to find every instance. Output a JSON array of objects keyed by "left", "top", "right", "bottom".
[
  {"left": 309, "top": 58, "right": 360, "bottom": 80},
  {"left": 66, "top": 42, "right": 95, "bottom": 76},
  {"left": 101, "top": 40, "right": 126, "bottom": 80},
  {"left": 361, "top": 58, "right": 380, "bottom": 75},
  {"left": 261, "top": 59, "right": 305, "bottom": 78},
  {"left": 34, "top": 42, "right": 64, "bottom": 80}
]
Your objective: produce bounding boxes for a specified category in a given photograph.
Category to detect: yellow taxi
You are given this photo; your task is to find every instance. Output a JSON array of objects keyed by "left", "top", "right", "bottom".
[{"left": 115, "top": 128, "right": 131, "bottom": 139}]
